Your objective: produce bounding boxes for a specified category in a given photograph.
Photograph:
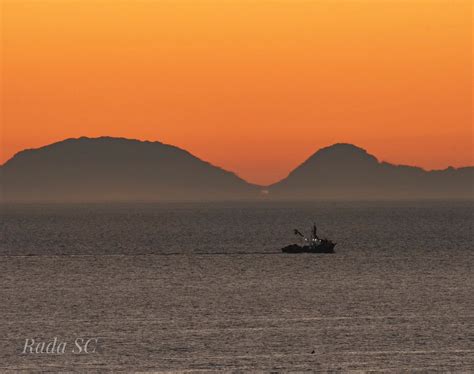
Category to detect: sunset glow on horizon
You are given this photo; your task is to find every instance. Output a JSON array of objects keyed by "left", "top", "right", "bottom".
[{"left": 2, "top": 0, "right": 472, "bottom": 184}]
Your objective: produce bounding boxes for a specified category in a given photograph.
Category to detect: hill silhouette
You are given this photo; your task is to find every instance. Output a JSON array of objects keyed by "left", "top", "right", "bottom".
[
  {"left": 0, "top": 137, "right": 258, "bottom": 201},
  {"left": 269, "top": 143, "right": 473, "bottom": 199},
  {"left": 0, "top": 139, "right": 472, "bottom": 201}
]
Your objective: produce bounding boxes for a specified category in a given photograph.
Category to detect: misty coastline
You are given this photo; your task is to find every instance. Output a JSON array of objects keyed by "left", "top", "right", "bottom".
[{"left": 1, "top": 137, "right": 472, "bottom": 202}]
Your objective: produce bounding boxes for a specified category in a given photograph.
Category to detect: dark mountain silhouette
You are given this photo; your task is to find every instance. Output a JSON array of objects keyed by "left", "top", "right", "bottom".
[
  {"left": 0, "top": 139, "right": 472, "bottom": 201},
  {"left": 269, "top": 143, "right": 473, "bottom": 199},
  {"left": 0, "top": 137, "right": 259, "bottom": 201}
]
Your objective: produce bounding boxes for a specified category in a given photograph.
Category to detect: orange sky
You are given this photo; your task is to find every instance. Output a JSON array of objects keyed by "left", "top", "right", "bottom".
[{"left": 1, "top": 0, "right": 472, "bottom": 185}]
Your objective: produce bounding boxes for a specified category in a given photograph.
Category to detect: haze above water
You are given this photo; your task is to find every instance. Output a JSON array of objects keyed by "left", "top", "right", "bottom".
[{"left": 1, "top": 201, "right": 473, "bottom": 371}]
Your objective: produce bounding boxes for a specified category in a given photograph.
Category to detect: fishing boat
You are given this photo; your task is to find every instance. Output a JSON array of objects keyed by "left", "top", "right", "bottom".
[{"left": 281, "top": 224, "right": 336, "bottom": 253}]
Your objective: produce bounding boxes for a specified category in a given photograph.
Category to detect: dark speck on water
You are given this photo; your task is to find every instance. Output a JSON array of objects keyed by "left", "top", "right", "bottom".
[{"left": 0, "top": 201, "right": 472, "bottom": 371}]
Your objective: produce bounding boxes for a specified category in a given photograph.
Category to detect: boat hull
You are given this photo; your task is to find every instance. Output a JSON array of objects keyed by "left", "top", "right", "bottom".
[{"left": 281, "top": 241, "right": 336, "bottom": 254}]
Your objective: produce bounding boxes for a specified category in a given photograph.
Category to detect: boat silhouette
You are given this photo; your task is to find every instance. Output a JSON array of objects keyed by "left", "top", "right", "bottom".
[{"left": 281, "top": 224, "right": 336, "bottom": 253}]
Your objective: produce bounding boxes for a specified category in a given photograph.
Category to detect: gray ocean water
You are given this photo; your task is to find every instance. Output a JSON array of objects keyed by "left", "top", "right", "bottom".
[{"left": 0, "top": 201, "right": 473, "bottom": 372}]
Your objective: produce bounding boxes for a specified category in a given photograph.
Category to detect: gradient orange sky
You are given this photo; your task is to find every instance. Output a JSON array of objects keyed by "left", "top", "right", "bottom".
[{"left": 1, "top": 0, "right": 472, "bottom": 185}]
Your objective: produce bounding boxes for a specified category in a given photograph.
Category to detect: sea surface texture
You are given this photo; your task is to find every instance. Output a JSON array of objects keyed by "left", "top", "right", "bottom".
[{"left": 1, "top": 201, "right": 473, "bottom": 372}]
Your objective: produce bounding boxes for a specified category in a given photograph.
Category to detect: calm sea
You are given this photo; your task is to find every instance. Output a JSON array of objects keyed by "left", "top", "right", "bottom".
[{"left": 1, "top": 201, "right": 473, "bottom": 372}]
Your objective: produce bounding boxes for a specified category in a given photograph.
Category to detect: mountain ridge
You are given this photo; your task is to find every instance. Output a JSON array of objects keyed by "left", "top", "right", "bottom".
[
  {"left": 0, "top": 136, "right": 259, "bottom": 201},
  {"left": 270, "top": 143, "right": 473, "bottom": 199},
  {"left": 1, "top": 137, "right": 472, "bottom": 201}
]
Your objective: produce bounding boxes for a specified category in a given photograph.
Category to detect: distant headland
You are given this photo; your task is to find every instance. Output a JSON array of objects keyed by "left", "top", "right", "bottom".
[{"left": 1, "top": 137, "right": 472, "bottom": 201}]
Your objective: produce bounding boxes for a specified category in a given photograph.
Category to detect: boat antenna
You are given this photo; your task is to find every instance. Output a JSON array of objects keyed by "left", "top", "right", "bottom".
[
  {"left": 294, "top": 229, "right": 304, "bottom": 238},
  {"left": 312, "top": 223, "right": 318, "bottom": 240}
]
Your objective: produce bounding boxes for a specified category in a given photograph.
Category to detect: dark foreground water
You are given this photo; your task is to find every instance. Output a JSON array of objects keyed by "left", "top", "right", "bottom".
[{"left": 0, "top": 201, "right": 473, "bottom": 372}]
